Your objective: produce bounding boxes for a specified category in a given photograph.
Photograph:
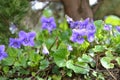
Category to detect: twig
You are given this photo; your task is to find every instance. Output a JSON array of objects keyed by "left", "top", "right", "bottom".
[{"left": 106, "top": 69, "right": 117, "bottom": 80}]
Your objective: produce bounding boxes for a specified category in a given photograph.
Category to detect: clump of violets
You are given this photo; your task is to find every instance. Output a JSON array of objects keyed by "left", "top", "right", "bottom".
[
  {"left": 0, "top": 45, "right": 8, "bottom": 60},
  {"left": 9, "top": 30, "right": 36, "bottom": 48},
  {"left": 69, "top": 18, "right": 96, "bottom": 44},
  {"left": 41, "top": 16, "right": 56, "bottom": 33}
]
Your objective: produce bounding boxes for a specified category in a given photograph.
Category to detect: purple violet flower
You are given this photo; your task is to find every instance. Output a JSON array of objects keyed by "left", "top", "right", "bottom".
[
  {"left": 104, "top": 24, "right": 112, "bottom": 31},
  {"left": 9, "top": 38, "right": 21, "bottom": 48},
  {"left": 70, "top": 21, "right": 81, "bottom": 29},
  {"left": 19, "top": 31, "right": 36, "bottom": 47},
  {"left": 0, "top": 45, "right": 8, "bottom": 60},
  {"left": 86, "top": 21, "right": 96, "bottom": 34},
  {"left": 116, "top": 26, "right": 120, "bottom": 32},
  {"left": 79, "top": 18, "right": 90, "bottom": 29},
  {"left": 87, "top": 33, "right": 95, "bottom": 42},
  {"left": 70, "top": 29, "right": 85, "bottom": 44},
  {"left": 41, "top": 16, "right": 56, "bottom": 33}
]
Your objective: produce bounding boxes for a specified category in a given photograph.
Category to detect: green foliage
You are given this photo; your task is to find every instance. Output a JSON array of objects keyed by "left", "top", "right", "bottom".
[{"left": 0, "top": 15, "right": 120, "bottom": 79}]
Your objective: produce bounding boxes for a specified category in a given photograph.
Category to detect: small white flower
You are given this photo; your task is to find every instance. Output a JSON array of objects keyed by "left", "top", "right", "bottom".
[
  {"left": 65, "top": 15, "right": 73, "bottom": 23},
  {"left": 9, "top": 23, "right": 18, "bottom": 34},
  {"left": 42, "top": 44, "right": 49, "bottom": 54},
  {"left": 67, "top": 45, "right": 73, "bottom": 51}
]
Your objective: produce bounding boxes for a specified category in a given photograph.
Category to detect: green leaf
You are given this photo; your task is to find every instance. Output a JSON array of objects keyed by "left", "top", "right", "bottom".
[
  {"left": 36, "top": 77, "right": 44, "bottom": 80},
  {"left": 66, "top": 60, "right": 89, "bottom": 74},
  {"left": 58, "top": 42, "right": 67, "bottom": 49},
  {"left": 105, "top": 15, "right": 120, "bottom": 26},
  {"left": 78, "top": 54, "right": 93, "bottom": 63},
  {"left": 92, "top": 71, "right": 97, "bottom": 77},
  {"left": 31, "top": 72, "right": 36, "bottom": 77},
  {"left": 59, "top": 19, "right": 68, "bottom": 31},
  {"left": 52, "top": 75, "right": 61, "bottom": 80},
  {"left": 40, "top": 59, "right": 49, "bottom": 70},
  {"left": 105, "top": 51, "right": 114, "bottom": 58},
  {"left": 0, "top": 77, "right": 7, "bottom": 80},
  {"left": 93, "top": 45, "right": 106, "bottom": 52},
  {"left": 52, "top": 66, "right": 60, "bottom": 75},
  {"left": 115, "top": 46, "right": 120, "bottom": 55},
  {"left": 115, "top": 57, "right": 120, "bottom": 65},
  {"left": 79, "top": 41, "right": 90, "bottom": 51},
  {"left": 43, "top": 9, "right": 52, "bottom": 17},
  {"left": 100, "top": 57, "right": 114, "bottom": 69},
  {"left": 17, "top": 52, "right": 29, "bottom": 68},
  {"left": 67, "top": 70, "right": 72, "bottom": 77},
  {"left": 94, "top": 20, "right": 105, "bottom": 40},
  {"left": 52, "top": 49, "right": 69, "bottom": 67},
  {"left": 14, "top": 61, "right": 21, "bottom": 67},
  {"left": 2, "top": 57, "right": 15, "bottom": 66},
  {"left": 45, "top": 38, "right": 55, "bottom": 49},
  {"left": 97, "top": 73, "right": 105, "bottom": 80},
  {"left": 94, "top": 20, "right": 103, "bottom": 33},
  {"left": 28, "top": 50, "right": 40, "bottom": 62},
  {"left": 7, "top": 48, "right": 21, "bottom": 57},
  {"left": 59, "top": 30, "right": 71, "bottom": 41},
  {"left": 3, "top": 66, "right": 9, "bottom": 74},
  {"left": 78, "top": 54, "right": 96, "bottom": 67},
  {"left": 94, "top": 20, "right": 103, "bottom": 28}
]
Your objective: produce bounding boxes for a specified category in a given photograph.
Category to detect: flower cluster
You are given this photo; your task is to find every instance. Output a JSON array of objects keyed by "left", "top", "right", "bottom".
[
  {"left": 41, "top": 16, "right": 56, "bottom": 33},
  {"left": 69, "top": 18, "right": 96, "bottom": 44},
  {"left": 9, "top": 31, "right": 36, "bottom": 48},
  {"left": 0, "top": 45, "right": 8, "bottom": 60}
]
